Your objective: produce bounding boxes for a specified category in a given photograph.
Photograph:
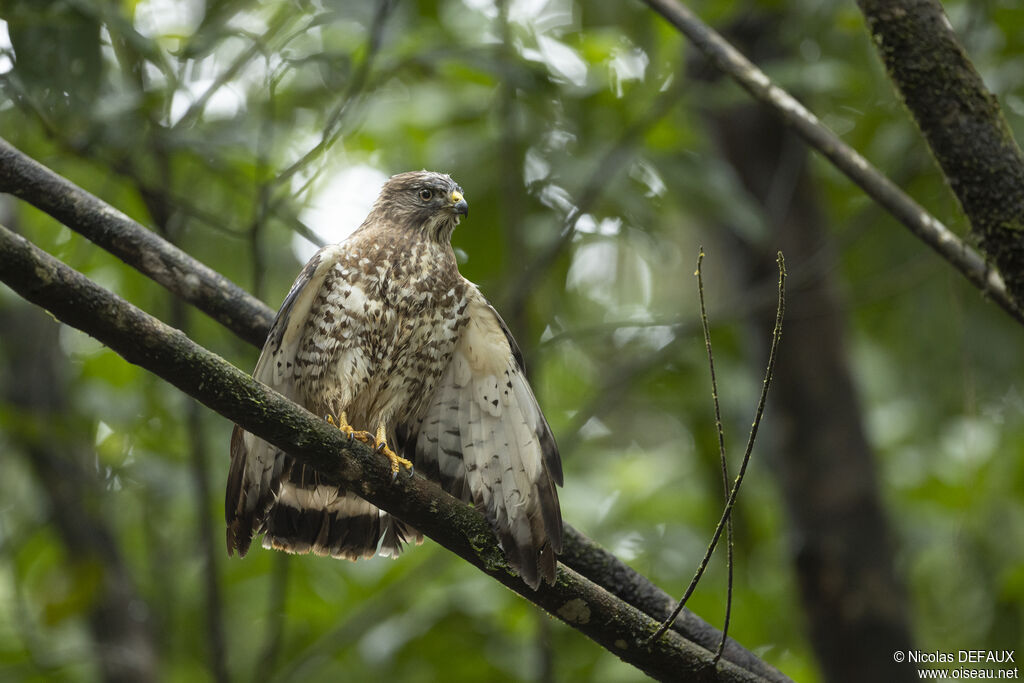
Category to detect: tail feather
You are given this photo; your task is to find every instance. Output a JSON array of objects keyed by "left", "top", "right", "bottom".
[
  {"left": 264, "top": 486, "right": 380, "bottom": 561},
  {"left": 379, "top": 516, "right": 423, "bottom": 558},
  {"left": 260, "top": 466, "right": 423, "bottom": 561},
  {"left": 226, "top": 426, "right": 287, "bottom": 557}
]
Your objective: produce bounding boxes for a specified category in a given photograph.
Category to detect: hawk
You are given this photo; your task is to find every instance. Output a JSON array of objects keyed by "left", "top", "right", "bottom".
[{"left": 225, "top": 171, "right": 563, "bottom": 589}]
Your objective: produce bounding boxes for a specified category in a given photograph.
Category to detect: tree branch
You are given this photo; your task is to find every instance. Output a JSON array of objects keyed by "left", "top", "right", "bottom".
[
  {"left": 640, "top": 0, "right": 1024, "bottom": 326},
  {"left": 0, "top": 223, "right": 776, "bottom": 683},
  {"left": 0, "top": 137, "right": 274, "bottom": 347},
  {"left": 856, "top": 0, "right": 1024, "bottom": 309},
  {"left": 559, "top": 527, "right": 788, "bottom": 682}
]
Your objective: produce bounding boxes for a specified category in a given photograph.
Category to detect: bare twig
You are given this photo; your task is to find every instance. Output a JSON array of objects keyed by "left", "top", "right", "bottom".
[
  {"left": 0, "top": 223, "right": 771, "bottom": 683},
  {"left": 695, "top": 249, "right": 735, "bottom": 665},
  {"left": 272, "top": 0, "right": 399, "bottom": 189},
  {"left": 641, "top": 0, "right": 1023, "bottom": 326},
  {"left": 649, "top": 252, "right": 786, "bottom": 645}
]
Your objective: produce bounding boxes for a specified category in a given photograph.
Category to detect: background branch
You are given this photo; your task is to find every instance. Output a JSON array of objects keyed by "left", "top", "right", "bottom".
[
  {"left": 640, "top": 0, "right": 1023, "bottom": 326},
  {"left": 1, "top": 302, "right": 158, "bottom": 683},
  {"left": 0, "top": 137, "right": 273, "bottom": 347},
  {"left": 856, "top": 0, "right": 1024, "bottom": 308},
  {"left": 693, "top": 18, "right": 919, "bottom": 673}
]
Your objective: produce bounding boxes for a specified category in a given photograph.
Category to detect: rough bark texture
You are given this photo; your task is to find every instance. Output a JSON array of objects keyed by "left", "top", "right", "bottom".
[
  {"left": 0, "top": 222, "right": 776, "bottom": 683},
  {"left": 0, "top": 137, "right": 274, "bottom": 347},
  {"left": 691, "top": 18, "right": 916, "bottom": 679},
  {"left": 1, "top": 305, "right": 159, "bottom": 683},
  {"left": 858, "top": 0, "right": 1024, "bottom": 309},
  {"left": 561, "top": 527, "right": 789, "bottom": 682}
]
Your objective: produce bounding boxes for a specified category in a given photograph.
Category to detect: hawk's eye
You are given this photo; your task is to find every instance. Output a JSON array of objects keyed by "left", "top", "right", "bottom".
[{"left": 418, "top": 188, "right": 433, "bottom": 201}]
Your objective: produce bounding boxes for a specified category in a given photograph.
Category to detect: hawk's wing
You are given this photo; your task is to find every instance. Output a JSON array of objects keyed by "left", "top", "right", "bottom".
[
  {"left": 225, "top": 244, "right": 343, "bottom": 556},
  {"left": 408, "top": 286, "right": 563, "bottom": 589}
]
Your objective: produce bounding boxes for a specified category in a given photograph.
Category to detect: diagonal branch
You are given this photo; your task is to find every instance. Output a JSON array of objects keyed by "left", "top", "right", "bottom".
[
  {"left": 0, "top": 223, "right": 776, "bottom": 683},
  {"left": 856, "top": 0, "right": 1024, "bottom": 310},
  {"left": 640, "top": 0, "right": 1024, "bottom": 326},
  {"left": 0, "top": 137, "right": 273, "bottom": 347}
]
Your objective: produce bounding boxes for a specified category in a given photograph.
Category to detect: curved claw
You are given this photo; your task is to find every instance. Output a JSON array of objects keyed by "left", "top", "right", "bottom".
[{"left": 390, "top": 463, "right": 416, "bottom": 483}]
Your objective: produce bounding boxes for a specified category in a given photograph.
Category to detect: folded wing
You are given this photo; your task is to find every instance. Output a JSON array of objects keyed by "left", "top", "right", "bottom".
[
  {"left": 409, "top": 287, "right": 563, "bottom": 589},
  {"left": 225, "top": 244, "right": 361, "bottom": 557}
]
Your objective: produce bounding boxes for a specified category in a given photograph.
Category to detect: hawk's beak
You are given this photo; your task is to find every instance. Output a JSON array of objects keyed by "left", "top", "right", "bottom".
[{"left": 451, "top": 190, "right": 469, "bottom": 217}]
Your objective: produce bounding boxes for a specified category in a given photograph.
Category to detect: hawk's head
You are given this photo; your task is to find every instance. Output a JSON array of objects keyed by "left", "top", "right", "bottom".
[{"left": 369, "top": 170, "right": 468, "bottom": 243}]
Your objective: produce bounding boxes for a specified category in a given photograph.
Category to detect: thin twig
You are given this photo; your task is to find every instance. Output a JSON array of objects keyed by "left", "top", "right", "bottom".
[
  {"left": 272, "top": 0, "right": 398, "bottom": 189},
  {"left": 694, "top": 249, "right": 735, "bottom": 665},
  {"left": 649, "top": 252, "right": 786, "bottom": 645},
  {"left": 641, "top": 0, "right": 1023, "bottom": 327}
]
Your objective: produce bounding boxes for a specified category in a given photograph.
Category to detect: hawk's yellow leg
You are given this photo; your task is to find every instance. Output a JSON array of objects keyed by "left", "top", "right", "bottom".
[
  {"left": 325, "top": 413, "right": 413, "bottom": 479},
  {"left": 325, "top": 412, "right": 372, "bottom": 442},
  {"left": 371, "top": 423, "right": 414, "bottom": 479}
]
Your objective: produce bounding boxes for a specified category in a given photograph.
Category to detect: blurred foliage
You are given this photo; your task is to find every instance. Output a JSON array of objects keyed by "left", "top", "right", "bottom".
[{"left": 1, "top": 0, "right": 1023, "bottom": 681}]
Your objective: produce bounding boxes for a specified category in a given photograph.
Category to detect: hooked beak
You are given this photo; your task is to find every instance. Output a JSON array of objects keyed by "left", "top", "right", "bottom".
[{"left": 450, "top": 190, "right": 468, "bottom": 217}]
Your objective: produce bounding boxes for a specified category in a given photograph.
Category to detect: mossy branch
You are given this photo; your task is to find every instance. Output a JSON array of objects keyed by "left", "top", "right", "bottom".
[{"left": 857, "top": 0, "right": 1024, "bottom": 309}]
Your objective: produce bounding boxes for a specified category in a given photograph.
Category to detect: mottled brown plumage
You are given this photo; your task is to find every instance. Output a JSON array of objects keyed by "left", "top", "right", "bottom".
[{"left": 226, "top": 171, "right": 563, "bottom": 588}]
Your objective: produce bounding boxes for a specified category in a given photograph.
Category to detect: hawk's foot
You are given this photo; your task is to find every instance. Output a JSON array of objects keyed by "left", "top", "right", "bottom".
[
  {"left": 324, "top": 412, "right": 371, "bottom": 442},
  {"left": 372, "top": 423, "right": 414, "bottom": 481}
]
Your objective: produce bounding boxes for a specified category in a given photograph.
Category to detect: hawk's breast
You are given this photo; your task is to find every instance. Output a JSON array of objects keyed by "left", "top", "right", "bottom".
[{"left": 295, "top": 236, "right": 468, "bottom": 429}]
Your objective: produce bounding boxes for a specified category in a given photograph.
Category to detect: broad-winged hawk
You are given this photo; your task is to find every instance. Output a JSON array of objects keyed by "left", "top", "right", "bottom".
[{"left": 226, "top": 171, "right": 563, "bottom": 589}]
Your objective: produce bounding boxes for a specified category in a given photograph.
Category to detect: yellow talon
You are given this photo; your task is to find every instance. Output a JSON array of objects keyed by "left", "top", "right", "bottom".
[
  {"left": 326, "top": 415, "right": 412, "bottom": 478},
  {"left": 326, "top": 412, "right": 371, "bottom": 442},
  {"left": 373, "top": 423, "right": 414, "bottom": 479}
]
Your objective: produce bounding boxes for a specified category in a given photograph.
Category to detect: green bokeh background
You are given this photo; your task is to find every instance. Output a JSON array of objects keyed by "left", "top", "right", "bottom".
[{"left": 0, "top": 1, "right": 1022, "bottom": 680}]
